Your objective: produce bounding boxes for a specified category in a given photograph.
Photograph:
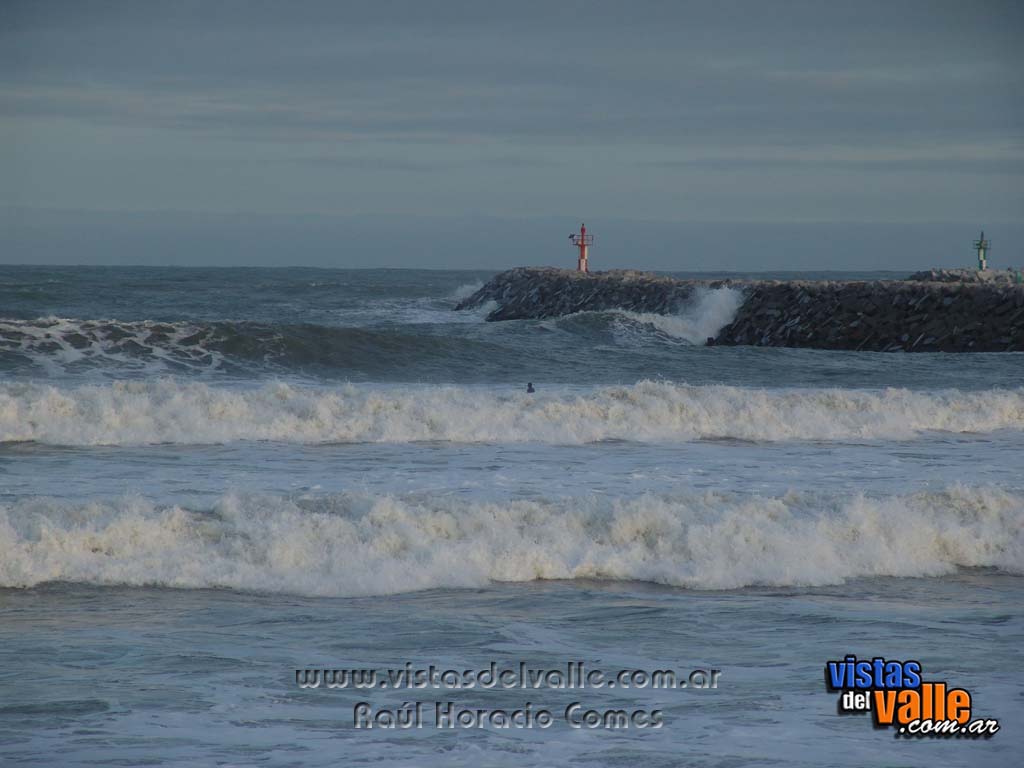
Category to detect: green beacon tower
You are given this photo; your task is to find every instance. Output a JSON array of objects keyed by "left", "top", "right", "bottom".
[{"left": 973, "top": 230, "right": 991, "bottom": 271}]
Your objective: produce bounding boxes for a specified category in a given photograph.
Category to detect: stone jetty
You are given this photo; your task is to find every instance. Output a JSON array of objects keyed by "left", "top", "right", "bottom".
[
  {"left": 455, "top": 267, "right": 1024, "bottom": 352},
  {"left": 906, "top": 268, "right": 1022, "bottom": 285}
]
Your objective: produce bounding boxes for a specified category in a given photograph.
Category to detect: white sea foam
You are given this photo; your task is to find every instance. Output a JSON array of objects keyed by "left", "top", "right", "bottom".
[
  {"left": 448, "top": 281, "right": 484, "bottom": 301},
  {"left": 2, "top": 486, "right": 1020, "bottom": 596},
  {"left": 0, "top": 316, "right": 228, "bottom": 376},
  {"left": 616, "top": 287, "right": 745, "bottom": 344},
  {"left": 1, "top": 379, "right": 1022, "bottom": 447}
]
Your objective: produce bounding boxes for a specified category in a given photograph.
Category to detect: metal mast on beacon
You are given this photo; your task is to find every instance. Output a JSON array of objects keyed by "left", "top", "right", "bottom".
[{"left": 568, "top": 223, "right": 594, "bottom": 273}]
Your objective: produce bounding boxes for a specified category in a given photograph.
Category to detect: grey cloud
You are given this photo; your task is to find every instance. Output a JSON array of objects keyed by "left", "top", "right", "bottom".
[
  {"left": 3, "top": 1, "right": 1021, "bottom": 149},
  {"left": 1, "top": 0, "right": 1021, "bottom": 262},
  {"left": 648, "top": 156, "right": 1024, "bottom": 175}
]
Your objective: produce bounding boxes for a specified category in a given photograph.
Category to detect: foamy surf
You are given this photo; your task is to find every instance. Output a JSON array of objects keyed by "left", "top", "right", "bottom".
[
  {"left": 1, "top": 379, "right": 1022, "bottom": 446},
  {"left": 614, "top": 287, "right": 745, "bottom": 344},
  {"left": 541, "top": 286, "right": 744, "bottom": 345},
  {"left": 2, "top": 486, "right": 1020, "bottom": 596},
  {"left": 0, "top": 316, "right": 498, "bottom": 377}
]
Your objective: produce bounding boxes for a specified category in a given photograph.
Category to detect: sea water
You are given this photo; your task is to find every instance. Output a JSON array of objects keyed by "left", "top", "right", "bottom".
[{"left": 0, "top": 266, "right": 1021, "bottom": 766}]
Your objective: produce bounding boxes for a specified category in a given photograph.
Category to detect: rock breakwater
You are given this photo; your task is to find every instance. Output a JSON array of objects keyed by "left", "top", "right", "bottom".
[
  {"left": 907, "top": 268, "right": 1023, "bottom": 285},
  {"left": 455, "top": 267, "right": 1024, "bottom": 352}
]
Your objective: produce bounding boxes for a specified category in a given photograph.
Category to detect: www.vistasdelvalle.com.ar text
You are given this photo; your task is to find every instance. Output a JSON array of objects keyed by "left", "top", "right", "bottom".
[
  {"left": 295, "top": 662, "right": 722, "bottom": 730},
  {"left": 295, "top": 661, "right": 722, "bottom": 691}
]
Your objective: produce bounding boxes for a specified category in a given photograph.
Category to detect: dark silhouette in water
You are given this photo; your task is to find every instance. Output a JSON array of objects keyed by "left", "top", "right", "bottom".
[{"left": 526, "top": 382, "right": 535, "bottom": 393}]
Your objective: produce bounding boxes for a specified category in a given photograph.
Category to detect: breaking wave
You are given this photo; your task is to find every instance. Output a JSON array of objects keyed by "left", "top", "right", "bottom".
[
  {"left": 1, "top": 379, "right": 1022, "bottom": 446},
  {"left": 0, "top": 288, "right": 741, "bottom": 378},
  {"left": 614, "top": 287, "right": 745, "bottom": 344},
  {"left": 534, "top": 287, "right": 744, "bottom": 346},
  {"left": 449, "top": 281, "right": 484, "bottom": 301},
  {"left": 0, "top": 316, "right": 495, "bottom": 378},
  {"left": 2, "top": 486, "right": 1020, "bottom": 596}
]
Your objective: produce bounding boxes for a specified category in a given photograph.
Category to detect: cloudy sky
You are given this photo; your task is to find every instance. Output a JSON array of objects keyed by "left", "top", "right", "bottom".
[{"left": 2, "top": 0, "right": 1022, "bottom": 269}]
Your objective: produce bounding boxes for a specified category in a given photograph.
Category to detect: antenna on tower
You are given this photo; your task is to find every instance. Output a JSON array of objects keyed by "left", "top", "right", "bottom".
[{"left": 568, "top": 223, "right": 594, "bottom": 273}]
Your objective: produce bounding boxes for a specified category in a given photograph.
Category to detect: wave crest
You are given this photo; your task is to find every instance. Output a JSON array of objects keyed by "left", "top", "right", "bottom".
[
  {"left": 616, "top": 287, "right": 745, "bottom": 344},
  {"left": 1, "top": 380, "right": 1022, "bottom": 446},
  {"left": 2, "top": 487, "right": 1020, "bottom": 596},
  {"left": 0, "top": 317, "right": 499, "bottom": 378}
]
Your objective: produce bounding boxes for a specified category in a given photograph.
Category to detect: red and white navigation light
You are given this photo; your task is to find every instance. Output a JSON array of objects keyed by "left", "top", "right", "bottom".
[{"left": 569, "top": 223, "right": 594, "bottom": 273}]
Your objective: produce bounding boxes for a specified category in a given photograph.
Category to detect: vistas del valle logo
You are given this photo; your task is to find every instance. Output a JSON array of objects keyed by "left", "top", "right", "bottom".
[{"left": 824, "top": 655, "right": 1000, "bottom": 738}]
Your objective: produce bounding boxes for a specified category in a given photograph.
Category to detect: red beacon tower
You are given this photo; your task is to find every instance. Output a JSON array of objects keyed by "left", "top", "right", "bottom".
[{"left": 569, "top": 223, "right": 593, "bottom": 273}]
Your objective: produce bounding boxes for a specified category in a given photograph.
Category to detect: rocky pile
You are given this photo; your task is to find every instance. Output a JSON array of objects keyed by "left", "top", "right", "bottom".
[
  {"left": 715, "top": 280, "right": 1024, "bottom": 352},
  {"left": 455, "top": 267, "right": 718, "bottom": 320},
  {"left": 906, "top": 268, "right": 1022, "bottom": 284},
  {"left": 456, "top": 268, "right": 1024, "bottom": 352}
]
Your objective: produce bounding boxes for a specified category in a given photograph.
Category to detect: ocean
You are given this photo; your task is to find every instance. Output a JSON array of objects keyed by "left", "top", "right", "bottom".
[{"left": 1, "top": 265, "right": 1021, "bottom": 767}]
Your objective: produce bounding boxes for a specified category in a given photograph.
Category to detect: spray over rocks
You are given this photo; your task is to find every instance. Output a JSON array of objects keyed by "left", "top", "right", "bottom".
[{"left": 456, "top": 268, "right": 1024, "bottom": 352}]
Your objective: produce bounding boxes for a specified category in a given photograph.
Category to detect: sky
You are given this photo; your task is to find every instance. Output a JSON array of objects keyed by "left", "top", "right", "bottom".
[{"left": 2, "top": 0, "right": 1022, "bottom": 269}]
